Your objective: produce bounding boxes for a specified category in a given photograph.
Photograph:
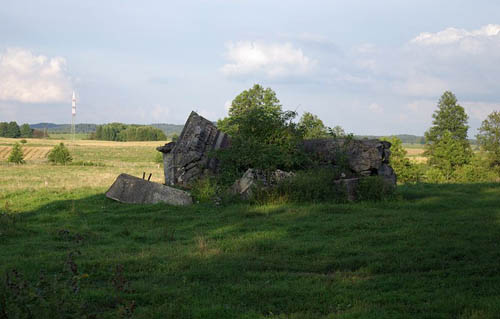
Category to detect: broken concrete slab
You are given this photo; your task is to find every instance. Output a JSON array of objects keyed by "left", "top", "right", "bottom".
[
  {"left": 230, "top": 168, "right": 295, "bottom": 199},
  {"left": 106, "top": 173, "right": 193, "bottom": 206},
  {"left": 302, "top": 138, "right": 396, "bottom": 186},
  {"left": 157, "top": 111, "right": 230, "bottom": 187}
]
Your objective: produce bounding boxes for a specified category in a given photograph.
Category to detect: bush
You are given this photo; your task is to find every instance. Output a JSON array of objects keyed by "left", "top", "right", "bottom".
[
  {"left": 452, "top": 156, "right": 499, "bottom": 183},
  {"left": 190, "top": 177, "right": 219, "bottom": 203},
  {"left": 20, "top": 139, "right": 27, "bottom": 144},
  {"left": 381, "top": 137, "right": 422, "bottom": 183},
  {"left": 7, "top": 143, "right": 25, "bottom": 164},
  {"left": 357, "top": 176, "right": 395, "bottom": 201},
  {"left": 48, "top": 143, "right": 72, "bottom": 165},
  {"left": 260, "top": 168, "right": 346, "bottom": 204},
  {"left": 154, "top": 151, "right": 163, "bottom": 164},
  {"left": 424, "top": 167, "right": 448, "bottom": 183}
]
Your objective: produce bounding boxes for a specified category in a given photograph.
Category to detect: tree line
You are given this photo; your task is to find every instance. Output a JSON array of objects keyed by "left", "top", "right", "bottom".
[
  {"left": 0, "top": 122, "right": 34, "bottom": 138},
  {"left": 92, "top": 123, "right": 167, "bottom": 141}
]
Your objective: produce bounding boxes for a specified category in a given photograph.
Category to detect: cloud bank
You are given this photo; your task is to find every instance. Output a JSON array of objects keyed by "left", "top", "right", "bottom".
[
  {"left": 222, "top": 41, "right": 316, "bottom": 78},
  {"left": 0, "top": 48, "right": 71, "bottom": 103}
]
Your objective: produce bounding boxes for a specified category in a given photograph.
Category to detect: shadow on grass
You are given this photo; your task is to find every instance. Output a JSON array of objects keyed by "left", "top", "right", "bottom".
[{"left": 1, "top": 183, "right": 500, "bottom": 318}]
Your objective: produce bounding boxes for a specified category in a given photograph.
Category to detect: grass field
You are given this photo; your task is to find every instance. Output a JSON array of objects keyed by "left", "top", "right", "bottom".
[
  {"left": 1, "top": 138, "right": 500, "bottom": 318},
  {"left": 0, "top": 137, "right": 166, "bottom": 193}
]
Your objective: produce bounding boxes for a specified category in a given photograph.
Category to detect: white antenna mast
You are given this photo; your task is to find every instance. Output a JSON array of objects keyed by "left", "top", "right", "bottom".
[{"left": 71, "top": 91, "right": 76, "bottom": 140}]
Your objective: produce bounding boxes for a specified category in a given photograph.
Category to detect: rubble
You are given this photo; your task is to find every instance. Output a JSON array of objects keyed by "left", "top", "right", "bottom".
[
  {"left": 106, "top": 173, "right": 193, "bottom": 206},
  {"left": 157, "top": 111, "right": 230, "bottom": 187},
  {"left": 230, "top": 169, "right": 295, "bottom": 199},
  {"left": 302, "top": 138, "right": 396, "bottom": 185}
]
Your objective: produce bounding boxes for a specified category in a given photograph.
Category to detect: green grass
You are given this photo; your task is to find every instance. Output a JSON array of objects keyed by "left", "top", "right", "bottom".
[
  {"left": 48, "top": 133, "right": 91, "bottom": 140},
  {"left": 1, "top": 183, "right": 500, "bottom": 318}
]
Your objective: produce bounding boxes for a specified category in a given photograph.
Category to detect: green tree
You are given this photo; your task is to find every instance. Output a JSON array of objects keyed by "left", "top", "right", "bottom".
[
  {"left": 216, "top": 84, "right": 305, "bottom": 183},
  {"left": 424, "top": 91, "right": 472, "bottom": 177},
  {"left": 381, "top": 137, "right": 421, "bottom": 183},
  {"left": 0, "top": 122, "right": 8, "bottom": 137},
  {"left": 298, "top": 112, "right": 329, "bottom": 139},
  {"left": 431, "top": 131, "right": 473, "bottom": 180},
  {"left": 477, "top": 110, "right": 500, "bottom": 167},
  {"left": 48, "top": 143, "right": 72, "bottom": 164},
  {"left": 8, "top": 143, "right": 25, "bottom": 164},
  {"left": 329, "top": 125, "right": 346, "bottom": 138},
  {"left": 20, "top": 123, "right": 33, "bottom": 138},
  {"left": 6, "top": 121, "right": 21, "bottom": 138}
]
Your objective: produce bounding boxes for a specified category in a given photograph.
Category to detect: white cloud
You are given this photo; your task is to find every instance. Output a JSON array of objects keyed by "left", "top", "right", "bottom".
[
  {"left": 0, "top": 48, "right": 71, "bottom": 103},
  {"left": 224, "top": 100, "right": 232, "bottom": 112},
  {"left": 411, "top": 24, "right": 500, "bottom": 46},
  {"left": 151, "top": 104, "right": 170, "bottom": 121},
  {"left": 368, "top": 103, "right": 383, "bottom": 113},
  {"left": 463, "top": 101, "right": 500, "bottom": 121},
  {"left": 222, "top": 41, "right": 316, "bottom": 78}
]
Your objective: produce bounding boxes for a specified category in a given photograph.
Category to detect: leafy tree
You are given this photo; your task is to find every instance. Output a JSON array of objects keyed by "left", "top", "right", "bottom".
[
  {"left": 0, "top": 122, "right": 8, "bottom": 137},
  {"left": 6, "top": 121, "right": 21, "bottom": 138},
  {"left": 298, "top": 112, "right": 329, "bottom": 139},
  {"left": 424, "top": 91, "right": 472, "bottom": 176},
  {"left": 381, "top": 137, "right": 421, "bottom": 183},
  {"left": 7, "top": 143, "right": 25, "bottom": 164},
  {"left": 329, "top": 125, "right": 346, "bottom": 138},
  {"left": 20, "top": 123, "right": 33, "bottom": 138},
  {"left": 216, "top": 84, "right": 305, "bottom": 183},
  {"left": 477, "top": 110, "right": 500, "bottom": 167},
  {"left": 48, "top": 143, "right": 72, "bottom": 164},
  {"left": 218, "top": 84, "right": 285, "bottom": 135},
  {"left": 430, "top": 130, "right": 473, "bottom": 180}
]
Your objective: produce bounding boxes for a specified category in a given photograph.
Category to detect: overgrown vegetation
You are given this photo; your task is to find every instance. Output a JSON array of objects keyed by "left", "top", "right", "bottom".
[{"left": 216, "top": 84, "right": 307, "bottom": 184}]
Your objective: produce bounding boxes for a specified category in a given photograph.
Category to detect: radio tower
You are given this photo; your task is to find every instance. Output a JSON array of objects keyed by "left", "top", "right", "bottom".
[{"left": 71, "top": 91, "right": 76, "bottom": 140}]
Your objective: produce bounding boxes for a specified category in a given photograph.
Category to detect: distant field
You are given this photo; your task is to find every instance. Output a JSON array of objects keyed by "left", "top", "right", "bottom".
[
  {"left": 404, "top": 146, "right": 427, "bottom": 163},
  {"left": 48, "top": 133, "right": 90, "bottom": 140},
  {"left": 0, "top": 137, "right": 168, "bottom": 193}
]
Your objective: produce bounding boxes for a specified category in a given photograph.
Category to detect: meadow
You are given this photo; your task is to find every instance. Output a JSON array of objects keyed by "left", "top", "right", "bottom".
[{"left": 1, "top": 137, "right": 500, "bottom": 318}]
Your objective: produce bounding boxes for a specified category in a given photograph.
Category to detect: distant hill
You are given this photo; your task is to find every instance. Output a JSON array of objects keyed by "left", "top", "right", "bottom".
[
  {"left": 150, "top": 123, "right": 184, "bottom": 136},
  {"left": 355, "top": 134, "right": 426, "bottom": 144},
  {"left": 30, "top": 123, "right": 97, "bottom": 134},
  {"left": 355, "top": 134, "right": 477, "bottom": 145},
  {"left": 30, "top": 123, "right": 184, "bottom": 136}
]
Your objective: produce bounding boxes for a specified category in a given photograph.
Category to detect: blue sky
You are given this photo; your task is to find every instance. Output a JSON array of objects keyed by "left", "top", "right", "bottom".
[{"left": 1, "top": 0, "right": 500, "bottom": 135}]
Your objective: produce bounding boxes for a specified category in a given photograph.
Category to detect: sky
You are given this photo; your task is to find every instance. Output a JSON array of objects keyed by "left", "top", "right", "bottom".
[{"left": 1, "top": 0, "right": 500, "bottom": 136}]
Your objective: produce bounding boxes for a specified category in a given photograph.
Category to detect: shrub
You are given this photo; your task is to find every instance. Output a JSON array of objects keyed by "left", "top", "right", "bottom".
[
  {"left": 20, "top": 139, "right": 27, "bottom": 144},
  {"left": 260, "top": 168, "right": 346, "bottom": 204},
  {"left": 452, "top": 156, "right": 499, "bottom": 183},
  {"left": 424, "top": 167, "right": 448, "bottom": 183},
  {"left": 7, "top": 143, "right": 25, "bottom": 164},
  {"left": 154, "top": 151, "right": 163, "bottom": 164},
  {"left": 381, "top": 137, "right": 422, "bottom": 183},
  {"left": 48, "top": 143, "right": 72, "bottom": 164},
  {"left": 190, "top": 177, "right": 219, "bottom": 203},
  {"left": 357, "top": 176, "right": 395, "bottom": 201}
]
